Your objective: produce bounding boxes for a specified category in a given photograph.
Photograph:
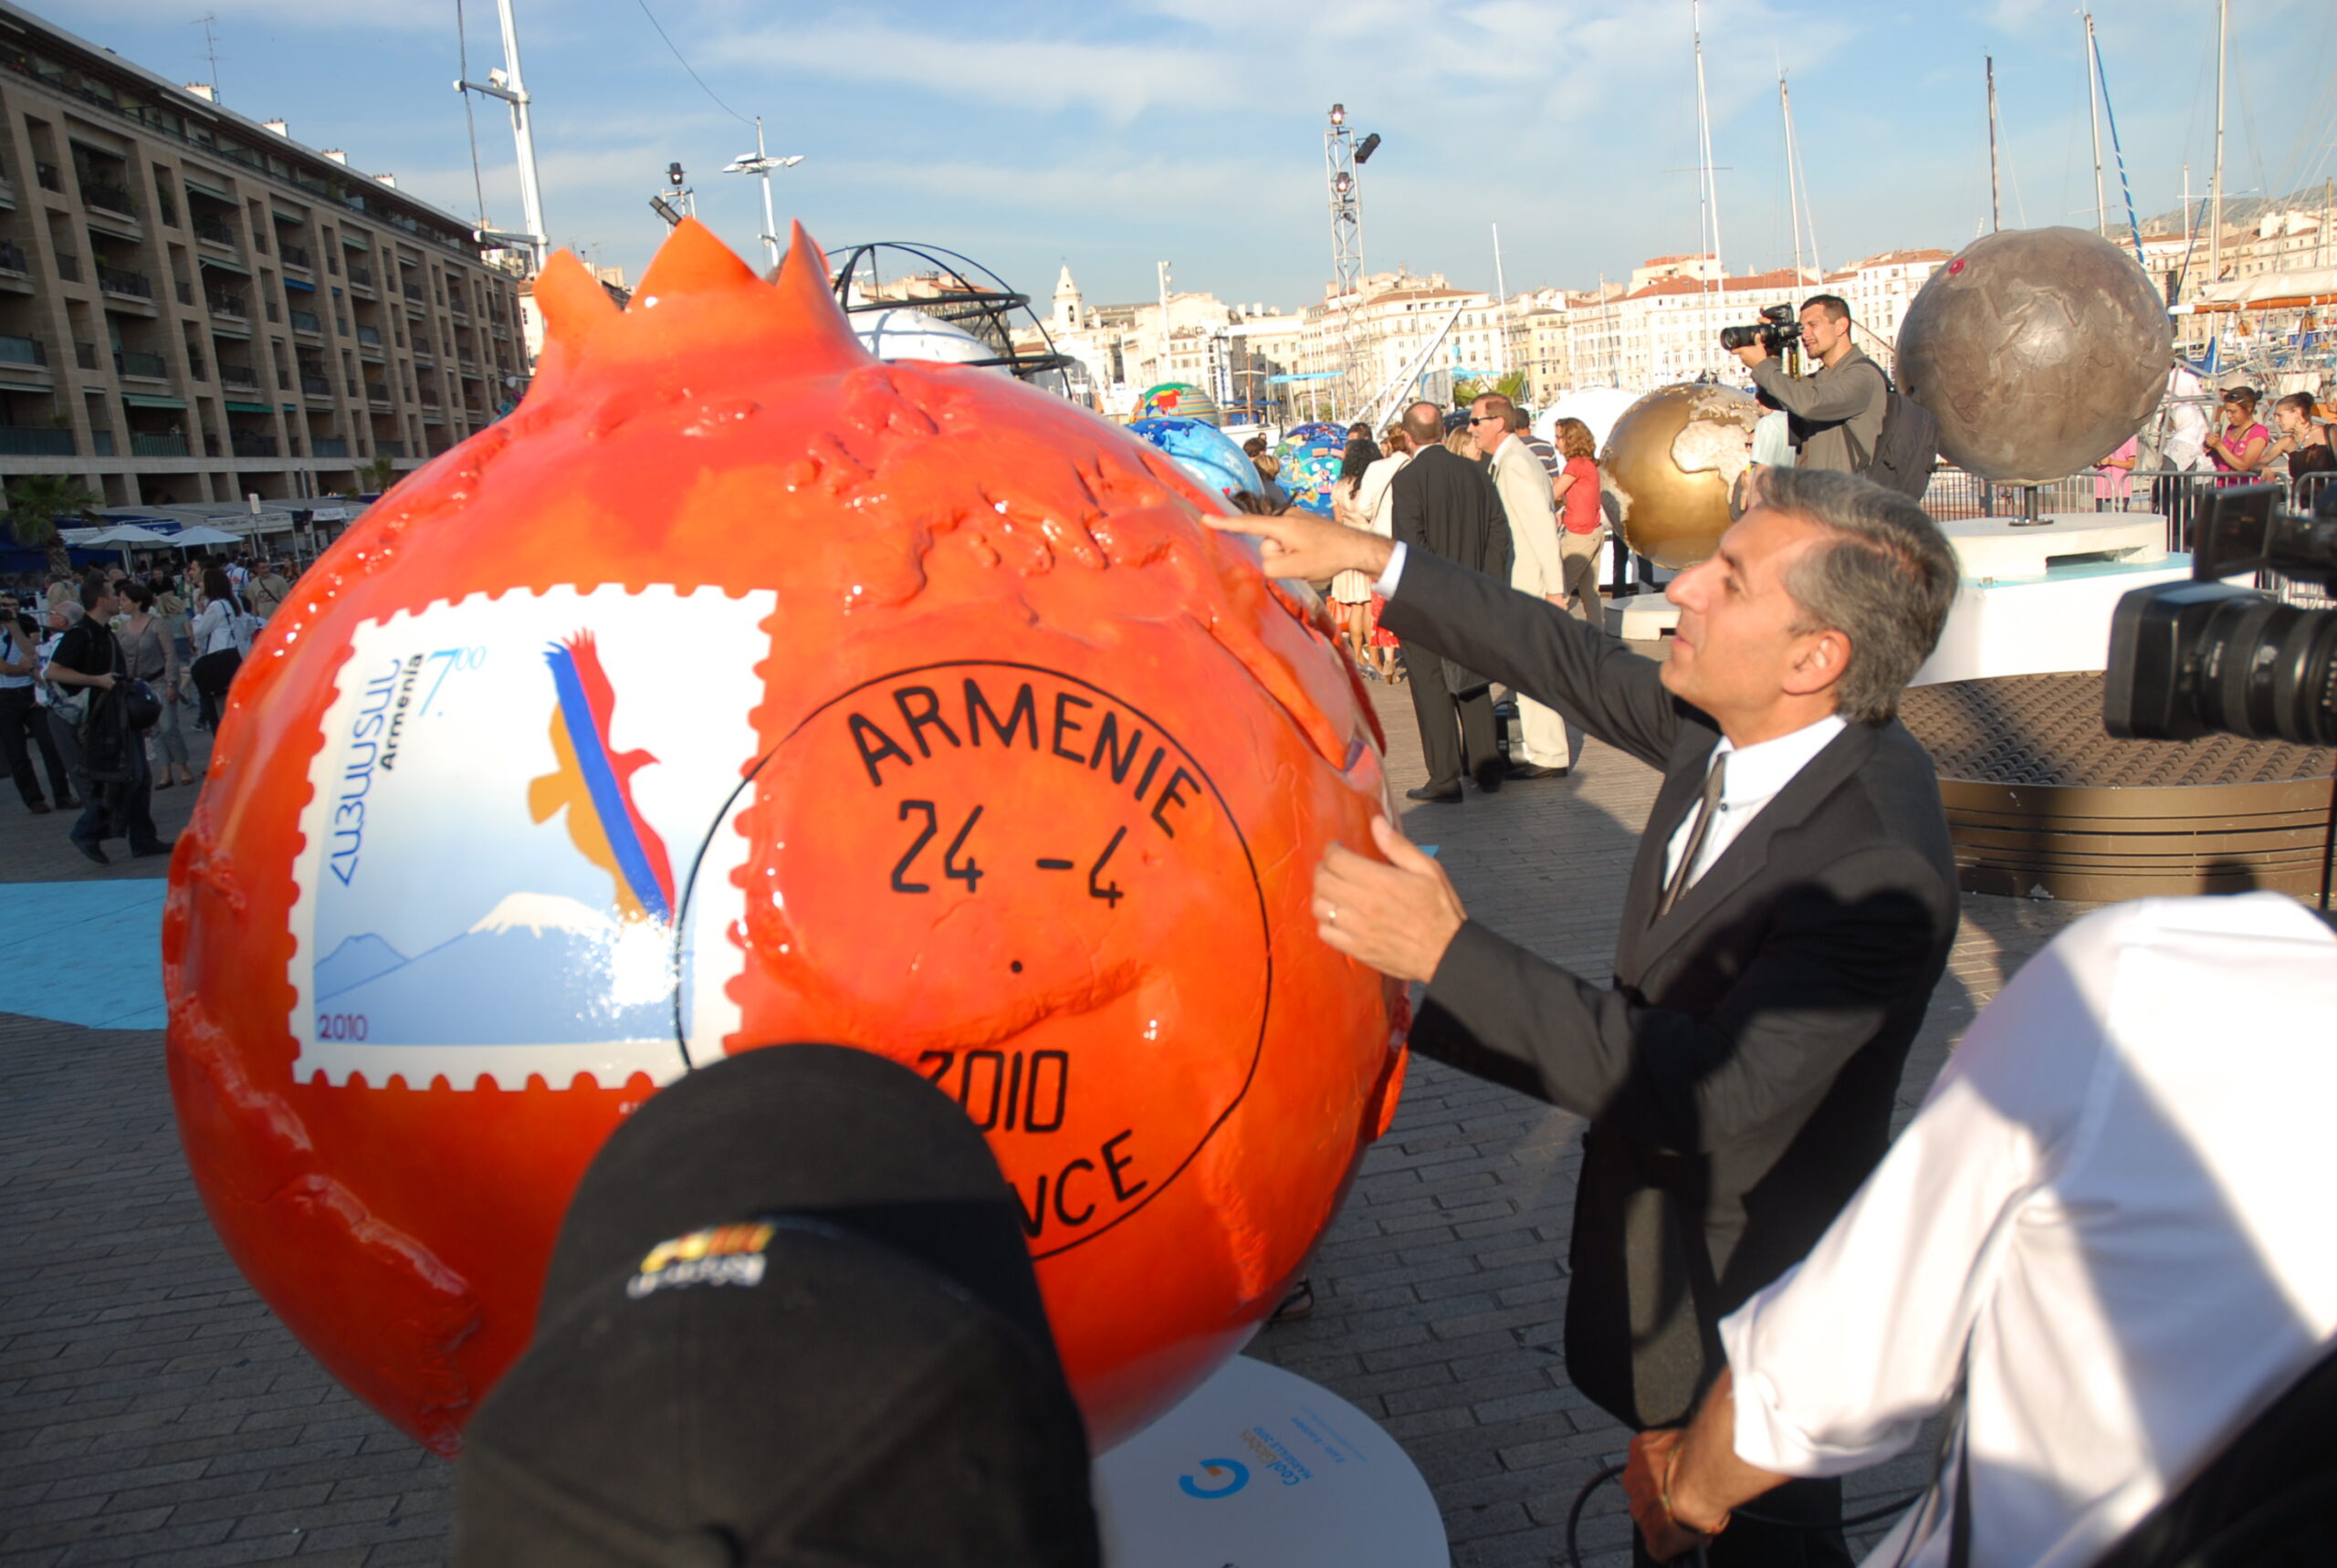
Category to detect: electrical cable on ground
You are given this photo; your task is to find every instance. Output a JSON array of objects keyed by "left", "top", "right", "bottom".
[{"left": 633, "top": 0, "right": 752, "bottom": 127}]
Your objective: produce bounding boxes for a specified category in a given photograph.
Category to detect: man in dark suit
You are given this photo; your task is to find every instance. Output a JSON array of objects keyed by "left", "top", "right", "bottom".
[
  {"left": 1214, "top": 468, "right": 1961, "bottom": 1565},
  {"left": 1389, "top": 400, "right": 1512, "bottom": 801}
]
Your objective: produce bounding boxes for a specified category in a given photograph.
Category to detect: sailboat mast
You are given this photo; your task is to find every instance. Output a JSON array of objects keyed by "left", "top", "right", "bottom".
[
  {"left": 1692, "top": 0, "right": 1724, "bottom": 364},
  {"left": 2211, "top": 0, "right": 2226, "bottom": 281},
  {"left": 1986, "top": 56, "right": 2001, "bottom": 233},
  {"left": 2085, "top": 12, "right": 2107, "bottom": 238},
  {"left": 1782, "top": 75, "right": 1803, "bottom": 284},
  {"left": 1492, "top": 223, "right": 1511, "bottom": 379}
]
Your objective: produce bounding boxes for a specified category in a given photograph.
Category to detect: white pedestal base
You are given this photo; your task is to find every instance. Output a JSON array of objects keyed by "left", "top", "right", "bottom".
[
  {"left": 1609, "top": 593, "right": 1681, "bottom": 640},
  {"left": 1913, "top": 557, "right": 2198, "bottom": 686},
  {"left": 1938, "top": 511, "right": 2165, "bottom": 580},
  {"left": 1094, "top": 1355, "right": 1447, "bottom": 1567}
]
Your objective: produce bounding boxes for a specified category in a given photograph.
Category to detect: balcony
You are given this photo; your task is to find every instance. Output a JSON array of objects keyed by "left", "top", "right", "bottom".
[
  {"left": 229, "top": 430, "right": 278, "bottom": 457},
  {"left": 312, "top": 437, "right": 350, "bottom": 458},
  {"left": 281, "top": 244, "right": 311, "bottom": 270},
  {"left": 290, "top": 309, "right": 321, "bottom": 335},
  {"left": 194, "top": 218, "right": 236, "bottom": 247},
  {"left": 113, "top": 348, "right": 167, "bottom": 378},
  {"left": 54, "top": 253, "right": 81, "bottom": 283},
  {"left": 401, "top": 281, "right": 424, "bottom": 303},
  {"left": 219, "top": 363, "right": 259, "bottom": 390},
  {"left": 0, "top": 426, "right": 74, "bottom": 455},
  {"left": 74, "top": 341, "right": 98, "bottom": 371},
  {"left": 91, "top": 431, "right": 114, "bottom": 456},
  {"left": 348, "top": 263, "right": 374, "bottom": 289},
  {"left": 265, "top": 301, "right": 281, "bottom": 324},
  {"left": 300, "top": 373, "right": 331, "bottom": 396},
  {"left": 80, "top": 179, "right": 135, "bottom": 217},
  {"left": 206, "top": 291, "right": 246, "bottom": 319},
  {"left": 0, "top": 335, "right": 47, "bottom": 367},
  {"left": 188, "top": 352, "right": 208, "bottom": 382},
  {"left": 354, "top": 324, "right": 382, "bottom": 347},
  {"left": 449, "top": 294, "right": 469, "bottom": 318},
  {"left": 175, "top": 281, "right": 194, "bottom": 306},
  {"left": 0, "top": 242, "right": 26, "bottom": 274},
  {"left": 96, "top": 265, "right": 152, "bottom": 300},
  {"left": 130, "top": 433, "right": 189, "bottom": 457},
  {"left": 35, "top": 162, "right": 59, "bottom": 193},
  {"left": 364, "top": 384, "right": 390, "bottom": 406}
]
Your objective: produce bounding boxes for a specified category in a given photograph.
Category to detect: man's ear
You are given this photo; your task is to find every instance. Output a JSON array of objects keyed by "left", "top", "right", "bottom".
[{"left": 1783, "top": 626, "right": 1850, "bottom": 699}]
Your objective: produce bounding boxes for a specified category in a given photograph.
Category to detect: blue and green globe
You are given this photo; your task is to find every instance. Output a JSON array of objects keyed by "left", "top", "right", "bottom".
[{"left": 1127, "top": 415, "right": 1259, "bottom": 506}]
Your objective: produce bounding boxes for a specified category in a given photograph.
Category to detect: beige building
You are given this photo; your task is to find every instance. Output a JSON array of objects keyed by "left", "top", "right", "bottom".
[{"left": 0, "top": 2, "right": 528, "bottom": 508}]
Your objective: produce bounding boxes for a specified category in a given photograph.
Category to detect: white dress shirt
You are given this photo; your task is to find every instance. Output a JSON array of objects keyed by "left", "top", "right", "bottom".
[
  {"left": 1720, "top": 894, "right": 2337, "bottom": 1568},
  {"left": 1661, "top": 716, "right": 1845, "bottom": 892}
]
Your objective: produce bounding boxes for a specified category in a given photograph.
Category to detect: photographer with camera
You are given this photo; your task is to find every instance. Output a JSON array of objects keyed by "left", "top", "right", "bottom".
[{"left": 1729, "top": 296, "right": 1887, "bottom": 476}]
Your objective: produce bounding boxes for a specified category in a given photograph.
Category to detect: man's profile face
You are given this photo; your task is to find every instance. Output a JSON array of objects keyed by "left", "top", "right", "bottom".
[
  {"left": 1468, "top": 400, "right": 1509, "bottom": 452},
  {"left": 1661, "top": 507, "right": 1831, "bottom": 722},
  {"left": 1797, "top": 305, "right": 1845, "bottom": 358}
]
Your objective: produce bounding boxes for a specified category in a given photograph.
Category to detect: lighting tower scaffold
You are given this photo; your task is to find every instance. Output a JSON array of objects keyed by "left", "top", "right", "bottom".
[
  {"left": 454, "top": 0, "right": 548, "bottom": 273},
  {"left": 1325, "top": 102, "right": 1365, "bottom": 419}
]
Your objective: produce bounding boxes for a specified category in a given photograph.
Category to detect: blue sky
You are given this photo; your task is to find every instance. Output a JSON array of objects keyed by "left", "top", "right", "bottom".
[{"left": 40, "top": 0, "right": 2337, "bottom": 310}]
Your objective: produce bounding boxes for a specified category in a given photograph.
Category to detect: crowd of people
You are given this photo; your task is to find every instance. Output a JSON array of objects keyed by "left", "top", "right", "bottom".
[{"left": 0, "top": 552, "right": 289, "bottom": 863}]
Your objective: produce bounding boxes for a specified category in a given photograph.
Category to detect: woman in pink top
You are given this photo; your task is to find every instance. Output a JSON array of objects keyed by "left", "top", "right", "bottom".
[
  {"left": 2093, "top": 435, "right": 2137, "bottom": 511},
  {"left": 2206, "top": 387, "right": 2272, "bottom": 483}
]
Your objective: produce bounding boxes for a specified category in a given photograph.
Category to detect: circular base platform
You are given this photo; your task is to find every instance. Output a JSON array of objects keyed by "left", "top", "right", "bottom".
[
  {"left": 1901, "top": 674, "right": 2334, "bottom": 901},
  {"left": 1094, "top": 1354, "right": 1447, "bottom": 1567}
]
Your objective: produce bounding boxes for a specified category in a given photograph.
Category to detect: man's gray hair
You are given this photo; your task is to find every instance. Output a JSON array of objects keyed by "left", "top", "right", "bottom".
[{"left": 1760, "top": 467, "right": 1958, "bottom": 726}]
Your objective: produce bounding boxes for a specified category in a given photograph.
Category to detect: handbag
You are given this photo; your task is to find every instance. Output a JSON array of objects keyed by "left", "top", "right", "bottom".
[
  {"left": 47, "top": 683, "right": 89, "bottom": 726},
  {"left": 119, "top": 677, "right": 162, "bottom": 731}
]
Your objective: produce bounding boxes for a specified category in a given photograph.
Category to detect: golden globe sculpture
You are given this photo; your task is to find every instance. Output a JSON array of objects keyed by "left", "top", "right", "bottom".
[{"left": 1598, "top": 384, "right": 1765, "bottom": 570}]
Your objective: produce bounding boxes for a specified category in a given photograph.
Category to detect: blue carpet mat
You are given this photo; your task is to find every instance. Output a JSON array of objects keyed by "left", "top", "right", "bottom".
[{"left": 0, "top": 882, "right": 168, "bottom": 1030}]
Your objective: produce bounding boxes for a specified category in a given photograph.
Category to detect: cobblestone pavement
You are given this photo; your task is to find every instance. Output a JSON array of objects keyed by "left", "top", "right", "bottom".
[{"left": 0, "top": 665, "right": 2092, "bottom": 1566}]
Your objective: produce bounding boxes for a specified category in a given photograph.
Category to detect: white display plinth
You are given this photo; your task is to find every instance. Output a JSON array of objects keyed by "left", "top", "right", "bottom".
[
  {"left": 1609, "top": 594, "right": 1681, "bottom": 640},
  {"left": 1913, "top": 556, "right": 2197, "bottom": 686},
  {"left": 1937, "top": 510, "right": 2164, "bottom": 580},
  {"left": 1094, "top": 1355, "right": 1447, "bottom": 1567}
]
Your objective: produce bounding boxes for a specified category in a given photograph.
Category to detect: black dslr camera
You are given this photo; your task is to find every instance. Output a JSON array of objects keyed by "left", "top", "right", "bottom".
[
  {"left": 1720, "top": 303, "right": 1801, "bottom": 353},
  {"left": 2103, "top": 483, "right": 2337, "bottom": 746}
]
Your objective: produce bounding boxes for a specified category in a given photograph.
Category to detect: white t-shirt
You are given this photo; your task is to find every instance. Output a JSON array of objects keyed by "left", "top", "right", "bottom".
[
  {"left": 1356, "top": 452, "right": 1410, "bottom": 538},
  {"left": 1720, "top": 894, "right": 2337, "bottom": 1568}
]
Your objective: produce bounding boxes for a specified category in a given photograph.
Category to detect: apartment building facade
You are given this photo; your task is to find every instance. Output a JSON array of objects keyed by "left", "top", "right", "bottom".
[{"left": 0, "top": 3, "right": 528, "bottom": 508}]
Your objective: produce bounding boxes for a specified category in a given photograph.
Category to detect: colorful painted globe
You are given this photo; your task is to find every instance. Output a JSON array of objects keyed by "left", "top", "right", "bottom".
[
  {"left": 1127, "top": 416, "right": 1259, "bottom": 506},
  {"left": 162, "top": 220, "right": 1407, "bottom": 1460},
  {"left": 1133, "top": 382, "right": 1221, "bottom": 425},
  {"left": 1274, "top": 428, "right": 1347, "bottom": 517},
  {"left": 1284, "top": 422, "right": 1348, "bottom": 449}
]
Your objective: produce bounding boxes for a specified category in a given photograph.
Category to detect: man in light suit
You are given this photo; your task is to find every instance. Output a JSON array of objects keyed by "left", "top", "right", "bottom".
[
  {"left": 1214, "top": 468, "right": 1962, "bottom": 1565},
  {"left": 1472, "top": 392, "right": 1571, "bottom": 779}
]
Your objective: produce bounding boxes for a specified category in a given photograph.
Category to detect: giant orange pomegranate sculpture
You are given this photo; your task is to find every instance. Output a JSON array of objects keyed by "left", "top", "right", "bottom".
[{"left": 163, "top": 222, "right": 1406, "bottom": 1454}]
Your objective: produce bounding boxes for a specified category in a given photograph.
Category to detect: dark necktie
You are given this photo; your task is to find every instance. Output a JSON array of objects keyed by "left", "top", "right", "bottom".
[{"left": 1655, "top": 751, "right": 1728, "bottom": 920}]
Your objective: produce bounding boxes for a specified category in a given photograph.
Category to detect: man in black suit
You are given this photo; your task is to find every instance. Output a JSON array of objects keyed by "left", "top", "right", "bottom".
[
  {"left": 1214, "top": 468, "right": 1961, "bottom": 1565},
  {"left": 1389, "top": 400, "right": 1512, "bottom": 801}
]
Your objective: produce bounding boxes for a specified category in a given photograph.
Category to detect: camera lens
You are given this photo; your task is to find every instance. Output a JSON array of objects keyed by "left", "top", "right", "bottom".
[{"left": 2189, "top": 597, "right": 2337, "bottom": 747}]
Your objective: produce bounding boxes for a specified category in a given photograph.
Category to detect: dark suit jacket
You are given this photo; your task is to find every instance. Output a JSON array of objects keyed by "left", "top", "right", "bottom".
[
  {"left": 1390, "top": 444, "right": 1512, "bottom": 695},
  {"left": 1382, "top": 549, "right": 1958, "bottom": 1429}
]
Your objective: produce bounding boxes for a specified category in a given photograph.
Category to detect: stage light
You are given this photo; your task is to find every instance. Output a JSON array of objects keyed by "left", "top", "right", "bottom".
[
  {"left": 1329, "top": 103, "right": 1345, "bottom": 126},
  {"left": 1355, "top": 132, "right": 1381, "bottom": 164}
]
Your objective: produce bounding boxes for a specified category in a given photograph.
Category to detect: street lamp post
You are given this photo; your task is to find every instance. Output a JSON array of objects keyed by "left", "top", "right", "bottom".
[{"left": 721, "top": 118, "right": 804, "bottom": 270}]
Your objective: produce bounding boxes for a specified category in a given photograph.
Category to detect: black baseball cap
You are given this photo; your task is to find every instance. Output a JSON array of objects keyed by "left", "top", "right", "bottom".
[{"left": 453, "top": 1044, "right": 1099, "bottom": 1567}]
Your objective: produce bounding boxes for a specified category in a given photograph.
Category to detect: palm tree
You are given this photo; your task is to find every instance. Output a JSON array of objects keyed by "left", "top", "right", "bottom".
[
  {"left": 1451, "top": 371, "right": 1532, "bottom": 409},
  {"left": 5, "top": 474, "right": 99, "bottom": 578},
  {"left": 359, "top": 454, "right": 396, "bottom": 494}
]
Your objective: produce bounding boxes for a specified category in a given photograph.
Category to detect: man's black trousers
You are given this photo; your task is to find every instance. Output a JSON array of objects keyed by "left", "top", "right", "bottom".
[
  {"left": 0, "top": 686, "right": 69, "bottom": 808},
  {"left": 1400, "top": 643, "right": 1497, "bottom": 791}
]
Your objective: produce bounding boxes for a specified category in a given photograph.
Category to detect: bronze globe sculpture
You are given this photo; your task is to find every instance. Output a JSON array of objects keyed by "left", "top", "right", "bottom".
[
  {"left": 1598, "top": 384, "right": 1764, "bottom": 570},
  {"left": 1897, "top": 226, "right": 2169, "bottom": 485}
]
